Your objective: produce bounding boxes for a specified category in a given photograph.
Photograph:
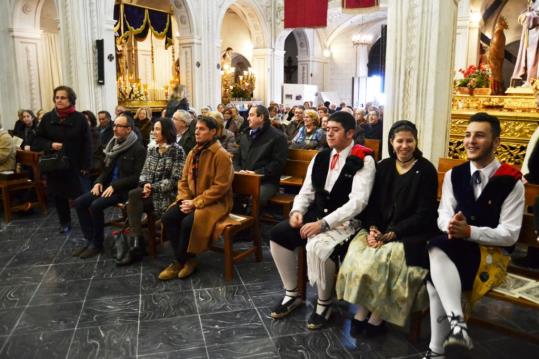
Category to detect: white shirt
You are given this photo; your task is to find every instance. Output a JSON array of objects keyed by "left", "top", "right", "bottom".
[
  {"left": 437, "top": 159, "right": 525, "bottom": 246},
  {"left": 291, "top": 142, "right": 376, "bottom": 228}
]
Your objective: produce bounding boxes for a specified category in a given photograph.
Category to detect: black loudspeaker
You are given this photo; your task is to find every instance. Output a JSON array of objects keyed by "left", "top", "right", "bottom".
[{"left": 96, "top": 39, "right": 105, "bottom": 85}]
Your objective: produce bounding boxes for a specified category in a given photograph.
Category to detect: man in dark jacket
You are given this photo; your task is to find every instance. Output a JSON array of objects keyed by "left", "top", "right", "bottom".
[
  {"left": 234, "top": 105, "right": 288, "bottom": 206},
  {"left": 97, "top": 111, "right": 114, "bottom": 146},
  {"left": 73, "top": 114, "right": 146, "bottom": 258}
]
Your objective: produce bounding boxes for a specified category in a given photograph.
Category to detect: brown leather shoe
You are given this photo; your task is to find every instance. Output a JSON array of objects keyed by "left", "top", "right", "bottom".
[
  {"left": 178, "top": 259, "right": 197, "bottom": 279},
  {"left": 158, "top": 263, "right": 183, "bottom": 281},
  {"left": 79, "top": 246, "right": 102, "bottom": 259},
  {"left": 72, "top": 246, "right": 88, "bottom": 257}
]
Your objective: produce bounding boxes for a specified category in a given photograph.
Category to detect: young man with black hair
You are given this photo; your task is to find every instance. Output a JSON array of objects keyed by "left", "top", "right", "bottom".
[
  {"left": 269, "top": 111, "right": 375, "bottom": 330},
  {"left": 424, "top": 112, "right": 525, "bottom": 358}
]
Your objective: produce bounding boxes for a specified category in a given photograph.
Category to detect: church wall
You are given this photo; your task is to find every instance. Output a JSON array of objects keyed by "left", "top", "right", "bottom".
[
  {"left": 221, "top": 10, "right": 253, "bottom": 62},
  {"left": 0, "top": 1, "right": 19, "bottom": 130},
  {"left": 326, "top": 27, "right": 369, "bottom": 106}
]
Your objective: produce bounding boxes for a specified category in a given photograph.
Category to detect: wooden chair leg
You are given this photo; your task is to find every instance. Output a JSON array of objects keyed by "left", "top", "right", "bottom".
[
  {"left": 408, "top": 310, "right": 424, "bottom": 344},
  {"left": 35, "top": 183, "right": 48, "bottom": 214},
  {"left": 147, "top": 214, "right": 157, "bottom": 257},
  {"left": 297, "top": 246, "right": 307, "bottom": 300},
  {"left": 1, "top": 188, "right": 12, "bottom": 223},
  {"left": 223, "top": 232, "right": 234, "bottom": 282},
  {"left": 252, "top": 225, "right": 263, "bottom": 262}
]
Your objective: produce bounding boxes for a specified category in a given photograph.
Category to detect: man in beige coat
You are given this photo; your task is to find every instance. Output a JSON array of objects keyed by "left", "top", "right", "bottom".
[
  {"left": 159, "top": 115, "right": 234, "bottom": 280},
  {"left": 0, "top": 115, "right": 16, "bottom": 173}
]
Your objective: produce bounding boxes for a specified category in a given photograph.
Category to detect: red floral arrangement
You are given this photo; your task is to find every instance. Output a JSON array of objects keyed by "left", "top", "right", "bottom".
[{"left": 457, "top": 64, "right": 491, "bottom": 89}]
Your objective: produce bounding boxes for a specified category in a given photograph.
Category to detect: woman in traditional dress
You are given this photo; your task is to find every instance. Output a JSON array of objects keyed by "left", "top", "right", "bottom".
[{"left": 336, "top": 120, "right": 438, "bottom": 337}]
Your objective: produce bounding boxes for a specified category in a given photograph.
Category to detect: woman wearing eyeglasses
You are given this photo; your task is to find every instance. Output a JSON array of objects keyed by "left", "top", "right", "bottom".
[{"left": 32, "top": 86, "right": 92, "bottom": 234}]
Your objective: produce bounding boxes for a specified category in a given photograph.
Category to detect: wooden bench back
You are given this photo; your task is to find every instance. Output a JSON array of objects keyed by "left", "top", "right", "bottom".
[
  {"left": 16, "top": 150, "right": 42, "bottom": 180},
  {"left": 283, "top": 159, "right": 310, "bottom": 178},
  {"left": 363, "top": 139, "right": 380, "bottom": 161},
  {"left": 437, "top": 157, "right": 466, "bottom": 173},
  {"left": 288, "top": 149, "right": 318, "bottom": 162},
  {"left": 232, "top": 172, "right": 262, "bottom": 216}
]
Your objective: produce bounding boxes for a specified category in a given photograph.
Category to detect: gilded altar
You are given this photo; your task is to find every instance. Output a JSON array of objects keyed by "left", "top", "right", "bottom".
[{"left": 450, "top": 94, "right": 539, "bottom": 165}]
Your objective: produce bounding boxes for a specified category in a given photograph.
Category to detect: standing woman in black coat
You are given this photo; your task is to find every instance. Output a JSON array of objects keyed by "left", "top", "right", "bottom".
[{"left": 32, "top": 86, "right": 91, "bottom": 234}]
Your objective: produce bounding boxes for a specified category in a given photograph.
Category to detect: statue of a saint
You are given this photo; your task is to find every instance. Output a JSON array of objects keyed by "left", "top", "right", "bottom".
[
  {"left": 512, "top": 0, "right": 539, "bottom": 84},
  {"left": 488, "top": 17, "right": 508, "bottom": 94},
  {"left": 221, "top": 47, "right": 233, "bottom": 69}
]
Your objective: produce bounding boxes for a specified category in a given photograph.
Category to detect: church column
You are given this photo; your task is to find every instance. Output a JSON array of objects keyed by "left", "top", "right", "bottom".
[
  {"left": 252, "top": 48, "right": 273, "bottom": 104},
  {"left": 56, "top": 0, "right": 98, "bottom": 110},
  {"left": 310, "top": 56, "right": 328, "bottom": 96},
  {"left": 297, "top": 55, "right": 311, "bottom": 84},
  {"left": 466, "top": 10, "right": 481, "bottom": 67},
  {"left": 352, "top": 40, "right": 370, "bottom": 108},
  {"left": 178, "top": 35, "right": 203, "bottom": 109},
  {"left": 273, "top": 49, "right": 286, "bottom": 103},
  {"left": 384, "top": 0, "right": 458, "bottom": 162},
  {"left": 0, "top": 0, "right": 18, "bottom": 129},
  {"left": 11, "top": 29, "right": 42, "bottom": 111}
]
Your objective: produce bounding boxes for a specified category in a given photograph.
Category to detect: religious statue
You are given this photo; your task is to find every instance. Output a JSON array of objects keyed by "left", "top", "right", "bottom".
[
  {"left": 116, "top": 36, "right": 128, "bottom": 81},
  {"left": 221, "top": 47, "right": 233, "bottom": 69},
  {"left": 488, "top": 16, "right": 508, "bottom": 94},
  {"left": 512, "top": 0, "right": 539, "bottom": 85}
]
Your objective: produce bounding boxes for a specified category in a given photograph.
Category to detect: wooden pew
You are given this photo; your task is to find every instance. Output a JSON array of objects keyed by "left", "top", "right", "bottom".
[{"left": 363, "top": 138, "right": 381, "bottom": 161}]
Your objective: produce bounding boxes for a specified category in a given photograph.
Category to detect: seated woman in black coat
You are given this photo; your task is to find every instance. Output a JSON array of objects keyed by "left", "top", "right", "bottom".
[
  {"left": 13, "top": 110, "right": 38, "bottom": 150},
  {"left": 336, "top": 120, "right": 438, "bottom": 337}
]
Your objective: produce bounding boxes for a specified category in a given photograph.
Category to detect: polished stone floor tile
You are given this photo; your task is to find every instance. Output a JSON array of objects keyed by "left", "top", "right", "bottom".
[
  {"left": 206, "top": 338, "right": 278, "bottom": 359},
  {"left": 189, "top": 259, "right": 242, "bottom": 289},
  {"left": 235, "top": 261, "right": 280, "bottom": 284},
  {"left": 479, "top": 336, "right": 539, "bottom": 359},
  {"left": 42, "top": 262, "right": 96, "bottom": 283},
  {"left": 140, "top": 290, "right": 197, "bottom": 321},
  {"left": 0, "top": 307, "right": 24, "bottom": 336},
  {"left": 258, "top": 305, "right": 313, "bottom": 338},
  {"left": 1, "top": 329, "right": 73, "bottom": 359},
  {"left": 14, "top": 301, "right": 83, "bottom": 334},
  {"left": 30, "top": 279, "right": 91, "bottom": 306},
  {"left": 0, "top": 284, "right": 37, "bottom": 309},
  {"left": 137, "top": 315, "right": 204, "bottom": 355},
  {"left": 0, "top": 240, "right": 25, "bottom": 256},
  {"left": 7, "top": 249, "right": 58, "bottom": 268},
  {"left": 0, "top": 265, "right": 48, "bottom": 287},
  {"left": 78, "top": 295, "right": 139, "bottom": 328},
  {"left": 138, "top": 346, "right": 208, "bottom": 358},
  {"left": 94, "top": 259, "right": 141, "bottom": 279},
  {"left": 245, "top": 280, "right": 284, "bottom": 308},
  {"left": 274, "top": 330, "right": 353, "bottom": 359},
  {"left": 21, "top": 236, "right": 65, "bottom": 252},
  {"left": 67, "top": 323, "right": 137, "bottom": 359},
  {"left": 201, "top": 309, "right": 268, "bottom": 346},
  {"left": 195, "top": 285, "right": 253, "bottom": 314},
  {"left": 86, "top": 275, "right": 141, "bottom": 300},
  {"left": 140, "top": 272, "right": 192, "bottom": 294}
]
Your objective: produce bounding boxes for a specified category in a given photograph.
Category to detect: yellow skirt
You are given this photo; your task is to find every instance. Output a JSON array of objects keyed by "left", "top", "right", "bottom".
[{"left": 336, "top": 230, "right": 428, "bottom": 327}]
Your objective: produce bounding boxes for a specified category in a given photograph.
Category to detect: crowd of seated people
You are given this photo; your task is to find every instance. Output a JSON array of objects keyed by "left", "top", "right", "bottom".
[{"left": 6, "top": 86, "right": 538, "bottom": 359}]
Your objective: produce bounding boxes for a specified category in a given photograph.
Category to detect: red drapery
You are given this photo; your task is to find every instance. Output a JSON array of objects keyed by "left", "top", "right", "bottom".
[
  {"left": 342, "top": 0, "right": 378, "bottom": 9},
  {"left": 284, "top": 0, "right": 328, "bottom": 28}
]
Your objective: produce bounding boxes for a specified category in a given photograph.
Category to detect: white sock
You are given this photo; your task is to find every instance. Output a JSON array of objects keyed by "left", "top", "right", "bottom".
[
  {"left": 427, "top": 281, "right": 447, "bottom": 355},
  {"left": 270, "top": 241, "right": 298, "bottom": 304},
  {"left": 354, "top": 305, "right": 369, "bottom": 321},
  {"left": 316, "top": 259, "right": 336, "bottom": 302},
  {"left": 428, "top": 247, "right": 466, "bottom": 324},
  {"left": 316, "top": 297, "right": 333, "bottom": 316}
]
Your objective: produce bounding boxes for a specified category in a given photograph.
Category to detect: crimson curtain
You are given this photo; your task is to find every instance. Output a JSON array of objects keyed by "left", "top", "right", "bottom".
[
  {"left": 284, "top": 0, "right": 328, "bottom": 28},
  {"left": 342, "top": 0, "right": 378, "bottom": 9}
]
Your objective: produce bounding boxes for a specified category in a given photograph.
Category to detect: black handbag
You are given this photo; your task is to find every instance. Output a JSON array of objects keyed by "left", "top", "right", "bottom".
[{"left": 39, "top": 151, "right": 70, "bottom": 172}]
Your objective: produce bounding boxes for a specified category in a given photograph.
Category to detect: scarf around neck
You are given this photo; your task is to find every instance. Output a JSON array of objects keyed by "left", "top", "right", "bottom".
[
  {"left": 56, "top": 105, "right": 76, "bottom": 119},
  {"left": 103, "top": 131, "right": 138, "bottom": 166}
]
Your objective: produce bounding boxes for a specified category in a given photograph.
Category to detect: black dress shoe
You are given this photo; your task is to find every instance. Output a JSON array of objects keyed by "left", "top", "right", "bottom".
[
  {"left": 350, "top": 317, "right": 369, "bottom": 336},
  {"left": 307, "top": 302, "right": 332, "bottom": 330},
  {"left": 364, "top": 321, "right": 387, "bottom": 338},
  {"left": 270, "top": 295, "right": 304, "bottom": 319},
  {"left": 79, "top": 246, "right": 102, "bottom": 259},
  {"left": 72, "top": 246, "right": 88, "bottom": 257}
]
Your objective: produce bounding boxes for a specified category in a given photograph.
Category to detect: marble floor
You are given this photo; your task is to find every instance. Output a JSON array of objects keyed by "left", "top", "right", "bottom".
[{"left": 0, "top": 210, "right": 538, "bottom": 359}]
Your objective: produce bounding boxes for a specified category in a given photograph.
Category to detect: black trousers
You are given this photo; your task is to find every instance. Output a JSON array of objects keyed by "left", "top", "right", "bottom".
[
  {"left": 269, "top": 209, "right": 318, "bottom": 250},
  {"left": 161, "top": 204, "right": 195, "bottom": 264},
  {"left": 48, "top": 169, "right": 82, "bottom": 227}
]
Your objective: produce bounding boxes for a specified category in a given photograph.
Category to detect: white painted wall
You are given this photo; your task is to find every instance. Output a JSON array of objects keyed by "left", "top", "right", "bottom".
[{"left": 220, "top": 10, "right": 253, "bottom": 61}]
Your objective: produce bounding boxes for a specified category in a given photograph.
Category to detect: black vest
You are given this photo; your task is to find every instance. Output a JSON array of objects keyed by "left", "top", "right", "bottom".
[
  {"left": 309, "top": 148, "right": 363, "bottom": 219},
  {"left": 451, "top": 162, "right": 518, "bottom": 250}
]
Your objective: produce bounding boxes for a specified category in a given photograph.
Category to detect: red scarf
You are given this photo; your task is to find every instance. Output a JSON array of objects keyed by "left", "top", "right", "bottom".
[{"left": 56, "top": 105, "right": 76, "bottom": 119}]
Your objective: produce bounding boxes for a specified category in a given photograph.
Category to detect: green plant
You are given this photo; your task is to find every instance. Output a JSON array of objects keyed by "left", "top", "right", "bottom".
[{"left": 457, "top": 64, "right": 491, "bottom": 89}]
